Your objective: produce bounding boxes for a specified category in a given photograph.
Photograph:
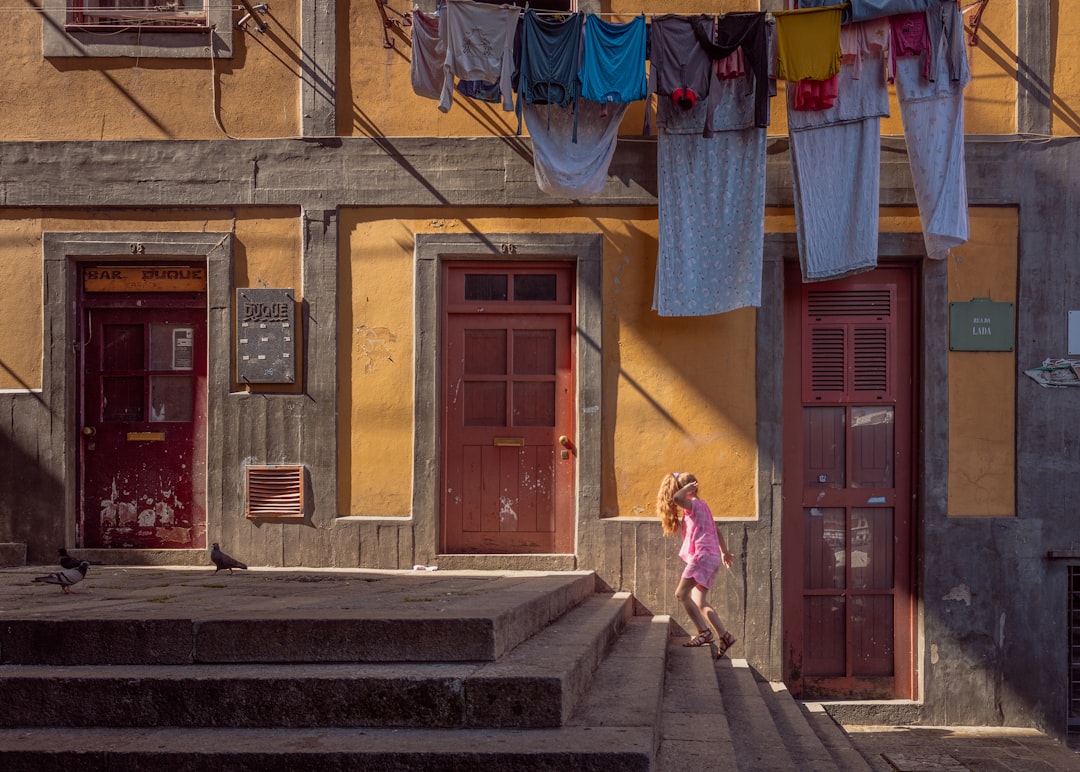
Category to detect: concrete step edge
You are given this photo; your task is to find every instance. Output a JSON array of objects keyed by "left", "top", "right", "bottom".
[
  {"left": 464, "top": 591, "right": 634, "bottom": 728},
  {"left": 0, "top": 725, "right": 655, "bottom": 772},
  {"left": 714, "top": 658, "right": 799, "bottom": 771},
  {"left": 756, "top": 680, "right": 838, "bottom": 769},
  {"left": 0, "top": 571, "right": 599, "bottom": 666},
  {"left": 569, "top": 614, "right": 672, "bottom": 733},
  {"left": 799, "top": 702, "right": 875, "bottom": 772},
  {"left": 657, "top": 636, "right": 739, "bottom": 772}
]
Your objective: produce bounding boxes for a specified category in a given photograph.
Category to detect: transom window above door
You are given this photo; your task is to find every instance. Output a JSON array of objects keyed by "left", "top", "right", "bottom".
[{"left": 451, "top": 268, "right": 572, "bottom": 308}]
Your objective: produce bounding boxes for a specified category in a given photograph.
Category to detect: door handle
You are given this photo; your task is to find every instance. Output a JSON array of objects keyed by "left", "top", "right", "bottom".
[
  {"left": 559, "top": 435, "right": 574, "bottom": 449},
  {"left": 81, "top": 426, "right": 96, "bottom": 437}
]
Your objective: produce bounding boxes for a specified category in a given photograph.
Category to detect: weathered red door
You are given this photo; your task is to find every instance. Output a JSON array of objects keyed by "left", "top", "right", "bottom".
[
  {"left": 441, "top": 263, "right": 575, "bottom": 554},
  {"left": 78, "top": 299, "right": 207, "bottom": 549},
  {"left": 782, "top": 264, "right": 916, "bottom": 699}
]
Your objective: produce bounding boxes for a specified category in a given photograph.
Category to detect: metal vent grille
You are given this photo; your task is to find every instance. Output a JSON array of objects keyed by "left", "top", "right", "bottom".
[
  {"left": 245, "top": 465, "right": 305, "bottom": 519},
  {"left": 807, "top": 289, "right": 892, "bottom": 318}
]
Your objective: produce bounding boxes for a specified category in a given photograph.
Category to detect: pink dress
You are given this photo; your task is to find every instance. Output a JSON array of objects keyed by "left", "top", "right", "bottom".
[{"left": 678, "top": 498, "right": 723, "bottom": 589}]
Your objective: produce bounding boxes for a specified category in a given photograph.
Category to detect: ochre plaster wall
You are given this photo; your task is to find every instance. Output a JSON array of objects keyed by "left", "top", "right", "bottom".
[
  {"left": 0, "top": 209, "right": 299, "bottom": 391},
  {"left": 4, "top": 0, "right": 301, "bottom": 139},
  {"left": 947, "top": 207, "right": 1018, "bottom": 516},
  {"left": 338, "top": 208, "right": 758, "bottom": 523}
]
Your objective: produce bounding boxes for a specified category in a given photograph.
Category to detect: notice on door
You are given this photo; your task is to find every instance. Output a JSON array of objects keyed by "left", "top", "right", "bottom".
[{"left": 173, "top": 328, "right": 194, "bottom": 370}]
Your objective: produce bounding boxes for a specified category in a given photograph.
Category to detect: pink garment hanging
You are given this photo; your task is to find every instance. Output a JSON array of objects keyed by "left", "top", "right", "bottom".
[{"left": 889, "top": 11, "right": 930, "bottom": 83}]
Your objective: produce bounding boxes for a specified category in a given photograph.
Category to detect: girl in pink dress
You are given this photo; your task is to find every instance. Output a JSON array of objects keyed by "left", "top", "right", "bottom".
[{"left": 657, "top": 472, "right": 737, "bottom": 656}]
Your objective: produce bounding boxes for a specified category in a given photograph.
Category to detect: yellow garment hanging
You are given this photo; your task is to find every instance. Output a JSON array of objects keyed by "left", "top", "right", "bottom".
[{"left": 772, "top": 5, "right": 845, "bottom": 82}]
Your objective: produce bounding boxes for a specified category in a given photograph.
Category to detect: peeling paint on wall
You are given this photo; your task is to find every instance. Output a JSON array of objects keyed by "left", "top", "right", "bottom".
[
  {"left": 355, "top": 325, "right": 397, "bottom": 373},
  {"left": 499, "top": 496, "right": 517, "bottom": 527},
  {"left": 942, "top": 584, "right": 972, "bottom": 605}
]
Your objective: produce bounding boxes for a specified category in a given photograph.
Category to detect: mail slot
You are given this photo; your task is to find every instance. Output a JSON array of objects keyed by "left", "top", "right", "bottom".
[
  {"left": 493, "top": 437, "right": 525, "bottom": 447},
  {"left": 127, "top": 432, "right": 165, "bottom": 441}
]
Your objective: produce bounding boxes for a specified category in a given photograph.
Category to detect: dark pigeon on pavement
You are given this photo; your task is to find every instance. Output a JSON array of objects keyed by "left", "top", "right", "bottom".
[
  {"left": 57, "top": 548, "right": 80, "bottom": 570},
  {"left": 34, "top": 562, "right": 90, "bottom": 593},
  {"left": 211, "top": 543, "right": 248, "bottom": 574}
]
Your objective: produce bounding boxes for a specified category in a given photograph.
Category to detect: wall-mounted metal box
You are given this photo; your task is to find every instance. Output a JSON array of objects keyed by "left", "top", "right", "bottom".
[
  {"left": 949, "top": 298, "right": 1014, "bottom": 352},
  {"left": 236, "top": 288, "right": 296, "bottom": 383}
]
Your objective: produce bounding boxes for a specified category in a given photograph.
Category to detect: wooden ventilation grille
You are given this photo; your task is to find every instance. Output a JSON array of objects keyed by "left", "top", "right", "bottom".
[
  {"left": 807, "top": 289, "right": 892, "bottom": 318},
  {"left": 810, "top": 328, "right": 846, "bottom": 393},
  {"left": 246, "top": 465, "right": 305, "bottom": 519},
  {"left": 854, "top": 328, "right": 889, "bottom": 392}
]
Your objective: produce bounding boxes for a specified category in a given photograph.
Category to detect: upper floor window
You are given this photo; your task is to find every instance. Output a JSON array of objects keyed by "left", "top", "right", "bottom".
[
  {"left": 43, "top": 0, "right": 232, "bottom": 58},
  {"left": 67, "top": 0, "right": 209, "bottom": 30}
]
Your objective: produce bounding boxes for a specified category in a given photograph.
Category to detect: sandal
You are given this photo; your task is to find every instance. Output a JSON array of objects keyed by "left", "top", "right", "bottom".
[
  {"left": 682, "top": 629, "right": 714, "bottom": 647},
  {"left": 716, "top": 632, "right": 737, "bottom": 659}
]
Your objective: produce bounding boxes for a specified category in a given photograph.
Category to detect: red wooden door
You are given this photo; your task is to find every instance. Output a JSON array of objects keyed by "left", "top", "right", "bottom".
[
  {"left": 782, "top": 264, "right": 916, "bottom": 699},
  {"left": 441, "top": 263, "right": 575, "bottom": 554},
  {"left": 78, "top": 305, "right": 208, "bottom": 549}
]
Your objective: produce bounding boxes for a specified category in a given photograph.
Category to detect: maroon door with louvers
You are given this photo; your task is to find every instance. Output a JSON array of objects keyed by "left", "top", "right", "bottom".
[
  {"left": 441, "top": 262, "right": 576, "bottom": 554},
  {"left": 782, "top": 264, "right": 916, "bottom": 700},
  {"left": 78, "top": 304, "right": 208, "bottom": 549}
]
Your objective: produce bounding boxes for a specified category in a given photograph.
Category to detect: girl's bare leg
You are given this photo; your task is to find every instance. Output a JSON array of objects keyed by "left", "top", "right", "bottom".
[
  {"left": 691, "top": 584, "right": 729, "bottom": 639},
  {"left": 674, "top": 577, "right": 710, "bottom": 635}
]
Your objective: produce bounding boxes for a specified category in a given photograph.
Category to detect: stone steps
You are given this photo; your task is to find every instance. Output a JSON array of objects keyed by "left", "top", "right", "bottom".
[
  {"left": 0, "top": 567, "right": 881, "bottom": 770},
  {"left": 0, "top": 611, "right": 670, "bottom": 771}
]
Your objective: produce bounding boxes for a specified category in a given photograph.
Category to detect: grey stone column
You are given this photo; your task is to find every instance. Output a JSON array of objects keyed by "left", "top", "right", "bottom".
[{"left": 301, "top": 0, "right": 337, "bottom": 136}]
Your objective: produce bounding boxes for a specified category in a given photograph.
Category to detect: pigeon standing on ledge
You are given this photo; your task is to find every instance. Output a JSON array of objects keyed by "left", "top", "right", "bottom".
[
  {"left": 34, "top": 562, "right": 89, "bottom": 593},
  {"left": 211, "top": 543, "right": 248, "bottom": 574}
]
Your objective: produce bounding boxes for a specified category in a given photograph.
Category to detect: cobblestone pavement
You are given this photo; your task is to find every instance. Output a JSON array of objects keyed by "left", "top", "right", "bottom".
[{"left": 842, "top": 725, "right": 1080, "bottom": 771}]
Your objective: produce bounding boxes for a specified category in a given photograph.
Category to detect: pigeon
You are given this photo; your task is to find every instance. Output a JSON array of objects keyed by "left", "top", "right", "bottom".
[
  {"left": 57, "top": 548, "right": 81, "bottom": 570},
  {"left": 34, "top": 562, "right": 89, "bottom": 593},
  {"left": 211, "top": 543, "right": 248, "bottom": 574}
]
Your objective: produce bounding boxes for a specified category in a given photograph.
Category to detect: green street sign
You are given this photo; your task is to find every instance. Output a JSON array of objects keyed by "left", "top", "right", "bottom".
[{"left": 949, "top": 298, "right": 1014, "bottom": 351}]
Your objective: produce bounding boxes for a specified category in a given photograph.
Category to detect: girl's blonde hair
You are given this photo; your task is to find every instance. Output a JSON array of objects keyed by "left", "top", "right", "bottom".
[{"left": 656, "top": 472, "right": 697, "bottom": 536}]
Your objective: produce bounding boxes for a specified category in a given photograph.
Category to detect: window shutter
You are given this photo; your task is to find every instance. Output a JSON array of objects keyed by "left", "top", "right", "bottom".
[{"left": 803, "top": 286, "right": 895, "bottom": 403}]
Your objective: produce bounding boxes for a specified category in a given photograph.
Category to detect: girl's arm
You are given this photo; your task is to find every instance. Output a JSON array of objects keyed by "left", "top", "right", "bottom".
[
  {"left": 717, "top": 527, "right": 733, "bottom": 567},
  {"left": 673, "top": 480, "right": 698, "bottom": 509}
]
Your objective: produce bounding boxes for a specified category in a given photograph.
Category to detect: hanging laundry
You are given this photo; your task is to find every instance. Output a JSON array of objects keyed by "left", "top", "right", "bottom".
[
  {"left": 411, "top": 9, "right": 446, "bottom": 101},
  {"left": 647, "top": 15, "right": 715, "bottom": 134},
  {"left": 438, "top": 0, "right": 521, "bottom": 113},
  {"left": 792, "top": 17, "right": 887, "bottom": 110},
  {"left": 524, "top": 99, "right": 628, "bottom": 197},
  {"left": 792, "top": 0, "right": 852, "bottom": 25},
  {"left": 925, "top": 0, "right": 968, "bottom": 82},
  {"left": 714, "top": 45, "right": 745, "bottom": 80},
  {"left": 516, "top": 11, "right": 584, "bottom": 138},
  {"left": 652, "top": 69, "right": 769, "bottom": 316},
  {"left": 772, "top": 5, "right": 843, "bottom": 83},
  {"left": 849, "top": 0, "right": 937, "bottom": 22},
  {"left": 787, "top": 18, "right": 890, "bottom": 282},
  {"left": 456, "top": 79, "right": 502, "bottom": 102},
  {"left": 693, "top": 12, "right": 772, "bottom": 129},
  {"left": 578, "top": 14, "right": 648, "bottom": 105},
  {"left": 889, "top": 10, "right": 930, "bottom": 82},
  {"left": 894, "top": 3, "right": 971, "bottom": 260}
]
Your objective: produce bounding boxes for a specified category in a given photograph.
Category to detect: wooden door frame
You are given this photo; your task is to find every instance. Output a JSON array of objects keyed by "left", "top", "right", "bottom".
[
  {"left": 76, "top": 301, "right": 208, "bottom": 549},
  {"left": 440, "top": 267, "right": 576, "bottom": 554},
  {"left": 42, "top": 232, "right": 233, "bottom": 551},
  {"left": 781, "top": 257, "right": 920, "bottom": 700},
  {"left": 413, "top": 233, "right": 602, "bottom": 567}
]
